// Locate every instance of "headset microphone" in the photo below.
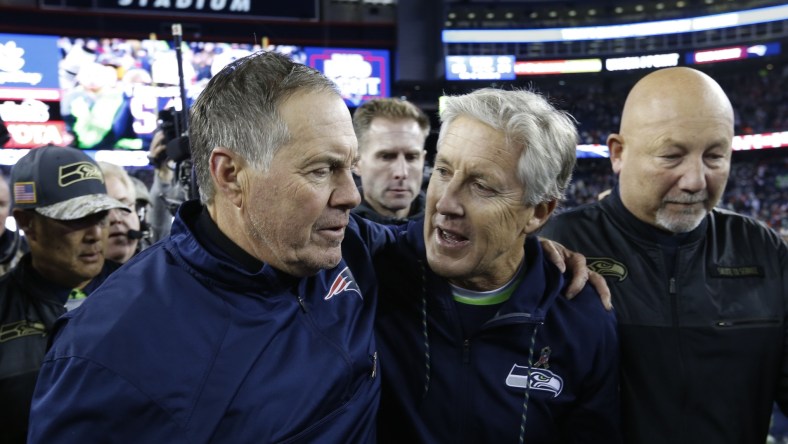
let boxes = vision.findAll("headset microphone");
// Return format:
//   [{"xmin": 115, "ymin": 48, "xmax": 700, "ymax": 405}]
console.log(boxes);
[{"xmin": 126, "ymin": 230, "xmax": 145, "ymax": 240}]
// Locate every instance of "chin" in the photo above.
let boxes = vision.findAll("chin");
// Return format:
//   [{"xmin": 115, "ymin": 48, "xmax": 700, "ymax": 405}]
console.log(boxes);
[
  {"xmin": 106, "ymin": 251, "xmax": 127, "ymax": 263},
  {"xmin": 655, "ymin": 212, "xmax": 706, "ymax": 233}
]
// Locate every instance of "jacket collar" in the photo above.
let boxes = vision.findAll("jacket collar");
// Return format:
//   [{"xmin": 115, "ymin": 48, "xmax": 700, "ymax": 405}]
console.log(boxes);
[
  {"xmin": 352, "ymin": 188, "xmax": 426, "ymax": 225},
  {"xmin": 405, "ymin": 218, "xmax": 563, "ymax": 323},
  {"xmin": 168, "ymin": 200, "xmax": 300, "ymax": 293}
]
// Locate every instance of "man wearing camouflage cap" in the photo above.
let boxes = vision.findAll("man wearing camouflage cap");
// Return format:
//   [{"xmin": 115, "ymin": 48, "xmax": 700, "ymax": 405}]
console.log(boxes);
[{"xmin": 0, "ymin": 145, "xmax": 129, "ymax": 444}]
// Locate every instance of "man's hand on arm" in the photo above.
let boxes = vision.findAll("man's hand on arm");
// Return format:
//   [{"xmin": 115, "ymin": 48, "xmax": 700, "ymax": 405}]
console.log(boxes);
[{"xmin": 538, "ymin": 237, "xmax": 612, "ymax": 311}]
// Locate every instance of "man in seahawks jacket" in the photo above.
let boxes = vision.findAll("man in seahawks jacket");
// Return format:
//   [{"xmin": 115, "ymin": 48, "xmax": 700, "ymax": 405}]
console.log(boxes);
[
  {"xmin": 540, "ymin": 67, "xmax": 788, "ymax": 444},
  {"xmin": 0, "ymin": 146, "xmax": 129, "ymax": 444},
  {"xmin": 374, "ymin": 88, "xmax": 621, "ymax": 443}
]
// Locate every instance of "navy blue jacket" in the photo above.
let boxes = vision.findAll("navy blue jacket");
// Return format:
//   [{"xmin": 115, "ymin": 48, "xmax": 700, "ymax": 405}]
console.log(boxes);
[
  {"xmin": 28, "ymin": 202, "xmax": 380, "ymax": 443},
  {"xmin": 374, "ymin": 219, "xmax": 621, "ymax": 443}
]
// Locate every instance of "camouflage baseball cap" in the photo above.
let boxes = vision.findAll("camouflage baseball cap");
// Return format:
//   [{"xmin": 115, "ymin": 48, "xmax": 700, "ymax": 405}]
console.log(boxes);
[{"xmin": 11, "ymin": 145, "xmax": 130, "ymax": 220}]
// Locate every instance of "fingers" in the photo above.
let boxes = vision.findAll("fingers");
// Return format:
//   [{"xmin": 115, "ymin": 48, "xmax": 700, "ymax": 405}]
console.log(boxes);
[
  {"xmin": 563, "ymin": 257, "xmax": 588, "ymax": 299},
  {"xmin": 539, "ymin": 237, "xmax": 566, "ymax": 273},
  {"xmin": 588, "ymin": 271, "xmax": 613, "ymax": 311}
]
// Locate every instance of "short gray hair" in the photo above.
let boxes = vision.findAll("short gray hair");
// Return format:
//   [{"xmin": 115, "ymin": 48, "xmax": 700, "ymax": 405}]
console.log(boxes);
[
  {"xmin": 438, "ymin": 88, "xmax": 577, "ymax": 206},
  {"xmin": 189, "ymin": 51, "xmax": 340, "ymax": 204}
]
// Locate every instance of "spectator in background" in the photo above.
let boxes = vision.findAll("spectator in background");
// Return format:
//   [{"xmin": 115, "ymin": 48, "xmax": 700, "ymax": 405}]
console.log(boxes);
[
  {"xmin": 98, "ymin": 162, "xmax": 140, "ymax": 263},
  {"xmin": 0, "ymin": 174, "xmax": 27, "ymax": 275},
  {"xmin": 129, "ymin": 175, "xmax": 154, "ymax": 250},
  {"xmin": 146, "ymin": 129, "xmax": 187, "ymax": 242},
  {"xmin": 0, "ymin": 146, "xmax": 129, "ymax": 444},
  {"xmin": 540, "ymin": 67, "xmax": 788, "ymax": 444},
  {"xmin": 352, "ymin": 98, "xmax": 430, "ymax": 224}
]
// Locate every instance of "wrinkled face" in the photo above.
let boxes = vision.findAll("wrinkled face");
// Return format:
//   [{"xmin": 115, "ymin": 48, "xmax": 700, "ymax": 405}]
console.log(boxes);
[
  {"xmin": 356, "ymin": 117, "xmax": 426, "ymax": 219},
  {"xmin": 244, "ymin": 91, "xmax": 361, "ymax": 277},
  {"xmin": 26, "ymin": 211, "xmax": 110, "ymax": 288},
  {"xmin": 613, "ymin": 115, "xmax": 732, "ymax": 233},
  {"xmin": 104, "ymin": 176, "xmax": 139, "ymax": 263},
  {"xmin": 425, "ymin": 116, "xmax": 537, "ymax": 291},
  {"xmin": 0, "ymin": 180, "xmax": 9, "ymax": 232}
]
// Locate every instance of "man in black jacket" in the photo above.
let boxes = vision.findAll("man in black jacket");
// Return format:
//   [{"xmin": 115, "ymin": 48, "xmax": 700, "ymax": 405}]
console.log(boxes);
[
  {"xmin": 0, "ymin": 146, "xmax": 129, "ymax": 443},
  {"xmin": 352, "ymin": 98, "xmax": 430, "ymax": 224},
  {"xmin": 540, "ymin": 67, "xmax": 788, "ymax": 444}
]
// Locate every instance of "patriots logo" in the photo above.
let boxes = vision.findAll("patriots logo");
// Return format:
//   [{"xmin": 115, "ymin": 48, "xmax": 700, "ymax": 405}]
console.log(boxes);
[
  {"xmin": 505, "ymin": 364, "xmax": 564, "ymax": 398},
  {"xmin": 324, "ymin": 266, "xmax": 362, "ymax": 300}
]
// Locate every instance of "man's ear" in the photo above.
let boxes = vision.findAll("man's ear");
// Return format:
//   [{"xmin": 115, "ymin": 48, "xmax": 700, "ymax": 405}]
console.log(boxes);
[
  {"xmin": 13, "ymin": 209, "xmax": 35, "ymax": 240},
  {"xmin": 608, "ymin": 133, "xmax": 625, "ymax": 174},
  {"xmin": 525, "ymin": 200, "xmax": 558, "ymax": 234},
  {"xmin": 209, "ymin": 147, "xmax": 245, "ymax": 208}
]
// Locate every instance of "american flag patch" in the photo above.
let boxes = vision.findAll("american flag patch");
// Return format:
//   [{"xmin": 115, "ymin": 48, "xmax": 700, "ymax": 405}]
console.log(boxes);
[{"xmin": 13, "ymin": 182, "xmax": 36, "ymax": 204}]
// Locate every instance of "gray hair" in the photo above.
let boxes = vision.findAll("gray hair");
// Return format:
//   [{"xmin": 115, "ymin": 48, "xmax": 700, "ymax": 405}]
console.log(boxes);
[
  {"xmin": 438, "ymin": 88, "xmax": 577, "ymax": 206},
  {"xmin": 98, "ymin": 161, "xmax": 136, "ymax": 201},
  {"xmin": 189, "ymin": 51, "xmax": 340, "ymax": 204}
]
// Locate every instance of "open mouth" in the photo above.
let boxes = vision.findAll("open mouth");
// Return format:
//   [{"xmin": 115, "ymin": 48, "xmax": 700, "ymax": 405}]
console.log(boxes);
[{"xmin": 437, "ymin": 227, "xmax": 469, "ymax": 245}]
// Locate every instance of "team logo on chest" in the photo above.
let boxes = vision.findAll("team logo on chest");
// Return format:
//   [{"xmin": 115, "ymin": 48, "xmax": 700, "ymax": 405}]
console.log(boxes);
[
  {"xmin": 505, "ymin": 347, "xmax": 564, "ymax": 398},
  {"xmin": 587, "ymin": 257, "xmax": 628, "ymax": 282},
  {"xmin": 325, "ymin": 266, "xmax": 362, "ymax": 300}
]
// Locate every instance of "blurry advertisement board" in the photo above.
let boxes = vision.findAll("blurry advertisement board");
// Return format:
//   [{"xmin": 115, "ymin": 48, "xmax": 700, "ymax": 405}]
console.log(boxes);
[
  {"xmin": 445, "ymin": 55, "xmax": 515, "ymax": 81},
  {"xmin": 304, "ymin": 47, "xmax": 390, "ymax": 107}
]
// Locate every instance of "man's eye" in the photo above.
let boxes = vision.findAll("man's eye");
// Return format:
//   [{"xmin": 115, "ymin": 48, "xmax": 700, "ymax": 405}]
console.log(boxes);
[
  {"xmin": 311, "ymin": 167, "xmax": 331, "ymax": 178},
  {"xmin": 380, "ymin": 153, "xmax": 397, "ymax": 161},
  {"xmin": 406, "ymin": 154, "xmax": 420, "ymax": 162},
  {"xmin": 472, "ymin": 182, "xmax": 494, "ymax": 194}
]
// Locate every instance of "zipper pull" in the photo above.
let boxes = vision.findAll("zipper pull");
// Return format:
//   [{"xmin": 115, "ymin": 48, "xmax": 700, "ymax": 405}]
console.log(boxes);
[
  {"xmin": 669, "ymin": 277, "xmax": 676, "ymax": 294},
  {"xmin": 296, "ymin": 295, "xmax": 308, "ymax": 313},
  {"xmin": 370, "ymin": 351, "xmax": 378, "ymax": 379},
  {"xmin": 463, "ymin": 339, "xmax": 470, "ymax": 364}
]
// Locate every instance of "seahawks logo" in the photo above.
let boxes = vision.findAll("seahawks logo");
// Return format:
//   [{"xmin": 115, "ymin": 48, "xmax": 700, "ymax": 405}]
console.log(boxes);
[
  {"xmin": 506, "ymin": 364, "xmax": 563, "ymax": 398},
  {"xmin": 587, "ymin": 257, "xmax": 627, "ymax": 282},
  {"xmin": 0, "ymin": 320, "xmax": 46, "ymax": 343},
  {"xmin": 59, "ymin": 161, "xmax": 104, "ymax": 187}
]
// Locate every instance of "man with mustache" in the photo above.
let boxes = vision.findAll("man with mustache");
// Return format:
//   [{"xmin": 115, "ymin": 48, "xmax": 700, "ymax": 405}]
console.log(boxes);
[
  {"xmin": 0, "ymin": 146, "xmax": 129, "ymax": 443},
  {"xmin": 540, "ymin": 67, "xmax": 788, "ymax": 443}
]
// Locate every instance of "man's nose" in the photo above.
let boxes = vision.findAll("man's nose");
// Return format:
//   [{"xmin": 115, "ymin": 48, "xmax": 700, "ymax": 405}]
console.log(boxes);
[
  {"xmin": 391, "ymin": 156, "xmax": 409, "ymax": 179},
  {"xmin": 678, "ymin": 157, "xmax": 707, "ymax": 193}
]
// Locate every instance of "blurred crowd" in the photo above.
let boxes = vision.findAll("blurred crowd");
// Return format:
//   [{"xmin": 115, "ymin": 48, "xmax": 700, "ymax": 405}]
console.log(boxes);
[{"xmin": 547, "ymin": 64, "xmax": 788, "ymax": 145}]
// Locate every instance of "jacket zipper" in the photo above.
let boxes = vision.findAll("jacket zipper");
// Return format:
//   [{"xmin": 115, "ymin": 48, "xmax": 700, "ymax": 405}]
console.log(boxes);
[
  {"xmin": 669, "ymin": 277, "xmax": 678, "ymax": 327},
  {"xmin": 716, "ymin": 318, "xmax": 781, "ymax": 327}
]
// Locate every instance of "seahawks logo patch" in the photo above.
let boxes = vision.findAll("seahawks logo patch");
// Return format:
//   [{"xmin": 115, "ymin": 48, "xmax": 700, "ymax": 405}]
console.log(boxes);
[{"xmin": 587, "ymin": 257, "xmax": 627, "ymax": 282}]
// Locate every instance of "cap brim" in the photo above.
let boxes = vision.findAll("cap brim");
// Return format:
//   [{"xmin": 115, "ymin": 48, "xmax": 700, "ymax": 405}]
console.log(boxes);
[{"xmin": 35, "ymin": 194, "xmax": 131, "ymax": 221}]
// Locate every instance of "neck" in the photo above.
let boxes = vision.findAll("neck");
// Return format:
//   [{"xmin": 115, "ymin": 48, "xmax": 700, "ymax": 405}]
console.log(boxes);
[{"xmin": 365, "ymin": 195, "xmax": 409, "ymax": 219}]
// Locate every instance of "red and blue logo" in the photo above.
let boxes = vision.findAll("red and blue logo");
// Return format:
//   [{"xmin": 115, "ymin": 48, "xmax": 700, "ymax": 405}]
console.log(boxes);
[{"xmin": 325, "ymin": 266, "xmax": 362, "ymax": 300}]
